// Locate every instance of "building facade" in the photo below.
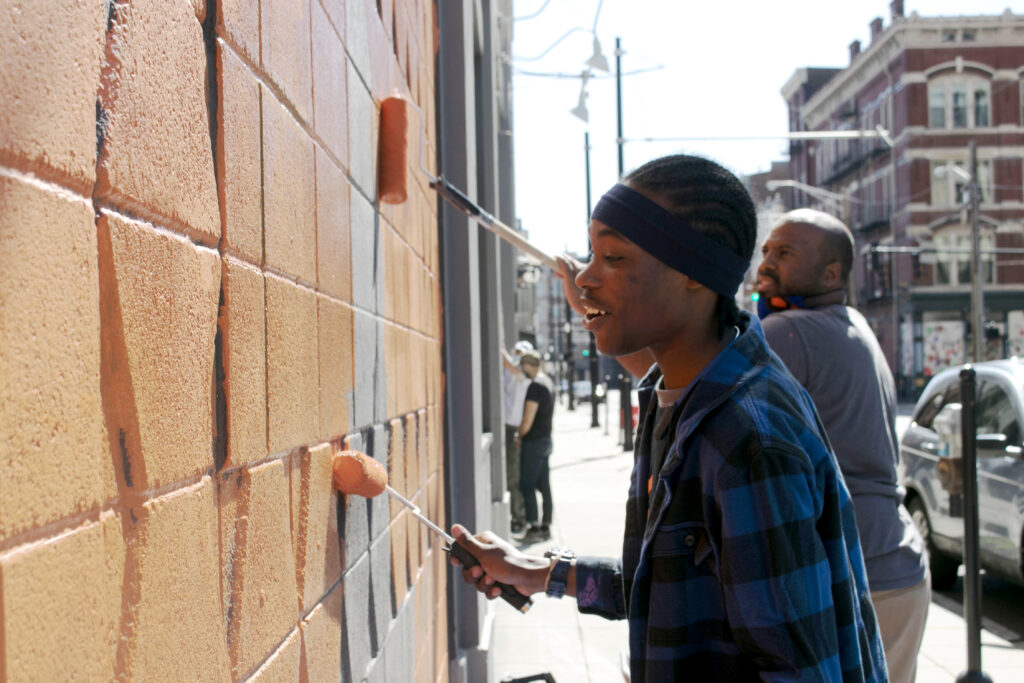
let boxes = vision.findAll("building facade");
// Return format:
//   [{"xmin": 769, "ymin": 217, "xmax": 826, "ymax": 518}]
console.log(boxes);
[{"xmin": 781, "ymin": 1, "xmax": 1024, "ymax": 397}]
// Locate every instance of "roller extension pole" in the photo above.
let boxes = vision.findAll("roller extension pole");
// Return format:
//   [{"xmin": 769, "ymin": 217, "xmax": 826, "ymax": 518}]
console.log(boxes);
[{"xmin": 332, "ymin": 451, "xmax": 533, "ymax": 613}]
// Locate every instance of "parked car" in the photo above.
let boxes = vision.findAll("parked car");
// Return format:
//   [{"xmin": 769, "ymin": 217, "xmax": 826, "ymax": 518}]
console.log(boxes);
[{"xmin": 900, "ymin": 358, "xmax": 1024, "ymax": 589}]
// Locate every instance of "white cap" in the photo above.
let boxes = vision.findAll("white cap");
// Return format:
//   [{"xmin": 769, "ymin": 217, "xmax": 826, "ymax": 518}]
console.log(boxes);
[{"xmin": 513, "ymin": 340, "xmax": 534, "ymax": 354}]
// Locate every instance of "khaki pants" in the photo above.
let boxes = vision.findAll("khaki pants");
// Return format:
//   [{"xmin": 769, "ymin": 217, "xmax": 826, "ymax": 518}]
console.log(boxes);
[{"xmin": 872, "ymin": 575, "xmax": 930, "ymax": 683}]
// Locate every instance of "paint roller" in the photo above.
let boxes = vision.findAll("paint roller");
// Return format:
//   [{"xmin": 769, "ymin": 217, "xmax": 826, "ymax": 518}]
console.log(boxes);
[
  {"xmin": 332, "ymin": 450, "xmax": 533, "ymax": 613},
  {"xmin": 377, "ymin": 94, "xmax": 558, "ymax": 270}
]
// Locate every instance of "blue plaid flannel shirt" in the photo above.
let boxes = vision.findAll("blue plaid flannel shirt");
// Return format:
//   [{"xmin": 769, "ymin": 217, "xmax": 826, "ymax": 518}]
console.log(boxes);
[{"xmin": 574, "ymin": 313, "xmax": 887, "ymax": 681}]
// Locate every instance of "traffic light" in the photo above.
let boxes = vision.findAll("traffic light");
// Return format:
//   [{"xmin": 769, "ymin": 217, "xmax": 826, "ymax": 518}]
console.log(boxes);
[
  {"xmin": 582, "ymin": 348, "xmax": 590, "ymax": 357},
  {"xmin": 750, "ymin": 292, "xmax": 760, "ymax": 303}
]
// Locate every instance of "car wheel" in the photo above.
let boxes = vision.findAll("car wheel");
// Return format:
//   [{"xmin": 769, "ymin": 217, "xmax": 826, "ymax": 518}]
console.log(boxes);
[{"xmin": 907, "ymin": 496, "xmax": 959, "ymax": 590}]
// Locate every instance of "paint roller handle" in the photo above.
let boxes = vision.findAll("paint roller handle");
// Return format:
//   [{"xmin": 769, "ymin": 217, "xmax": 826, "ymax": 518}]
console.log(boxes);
[
  {"xmin": 431, "ymin": 177, "xmax": 559, "ymax": 271},
  {"xmin": 447, "ymin": 542, "xmax": 533, "ymax": 613}
]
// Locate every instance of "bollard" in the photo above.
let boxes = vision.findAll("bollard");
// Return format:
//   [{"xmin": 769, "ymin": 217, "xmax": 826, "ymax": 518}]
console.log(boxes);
[{"xmin": 955, "ymin": 366, "xmax": 992, "ymax": 683}]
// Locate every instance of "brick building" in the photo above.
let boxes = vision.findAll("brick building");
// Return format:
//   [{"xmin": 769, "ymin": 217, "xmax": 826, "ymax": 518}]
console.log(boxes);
[
  {"xmin": 780, "ymin": 1, "xmax": 1024, "ymax": 397},
  {"xmin": 1, "ymin": 1, "xmax": 521, "ymax": 681}
]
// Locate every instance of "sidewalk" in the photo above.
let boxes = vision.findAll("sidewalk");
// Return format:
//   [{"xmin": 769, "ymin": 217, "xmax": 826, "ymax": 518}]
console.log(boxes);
[{"xmin": 490, "ymin": 392, "xmax": 1024, "ymax": 682}]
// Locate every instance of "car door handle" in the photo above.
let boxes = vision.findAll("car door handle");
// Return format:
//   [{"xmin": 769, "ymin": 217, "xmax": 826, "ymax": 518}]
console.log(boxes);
[{"xmin": 921, "ymin": 442, "xmax": 937, "ymax": 450}]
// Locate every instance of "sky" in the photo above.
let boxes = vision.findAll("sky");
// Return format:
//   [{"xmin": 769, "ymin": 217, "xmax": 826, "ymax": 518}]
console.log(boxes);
[{"xmin": 510, "ymin": 0, "xmax": 1020, "ymax": 257}]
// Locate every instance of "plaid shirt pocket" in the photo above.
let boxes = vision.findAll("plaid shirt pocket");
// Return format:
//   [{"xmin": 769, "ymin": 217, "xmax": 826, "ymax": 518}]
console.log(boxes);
[{"xmin": 646, "ymin": 523, "xmax": 729, "ymax": 648}]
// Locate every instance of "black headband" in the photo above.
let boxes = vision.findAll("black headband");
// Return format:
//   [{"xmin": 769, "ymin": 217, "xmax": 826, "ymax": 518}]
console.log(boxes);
[{"xmin": 590, "ymin": 183, "xmax": 749, "ymax": 298}]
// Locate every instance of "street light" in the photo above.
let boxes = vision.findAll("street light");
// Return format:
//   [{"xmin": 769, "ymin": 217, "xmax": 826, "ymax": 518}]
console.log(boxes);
[{"xmin": 570, "ymin": 70, "xmax": 592, "ymax": 122}]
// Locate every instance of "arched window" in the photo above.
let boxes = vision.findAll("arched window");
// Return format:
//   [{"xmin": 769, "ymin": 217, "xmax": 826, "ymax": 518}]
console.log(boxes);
[{"xmin": 928, "ymin": 74, "xmax": 991, "ymax": 129}]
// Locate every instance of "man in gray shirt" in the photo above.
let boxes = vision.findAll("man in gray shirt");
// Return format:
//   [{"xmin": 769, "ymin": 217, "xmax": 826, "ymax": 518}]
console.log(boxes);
[{"xmin": 757, "ymin": 208, "xmax": 929, "ymax": 683}]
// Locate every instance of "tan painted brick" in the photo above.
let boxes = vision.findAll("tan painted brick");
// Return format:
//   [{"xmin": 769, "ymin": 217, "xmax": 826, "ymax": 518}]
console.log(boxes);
[
  {"xmin": 404, "ymin": 413, "xmax": 419, "ymax": 497},
  {"xmin": 98, "ymin": 211, "xmax": 220, "ymax": 490},
  {"xmin": 0, "ymin": 175, "xmax": 111, "ymax": 539},
  {"xmin": 0, "ymin": 1, "xmax": 106, "ymax": 189},
  {"xmin": 96, "ymin": 0, "xmax": 220, "ymax": 242},
  {"xmin": 390, "ymin": 511, "xmax": 409, "ymax": 608},
  {"xmin": 312, "ymin": 1, "xmax": 350, "ymax": 166},
  {"xmin": 0, "ymin": 514, "xmax": 124, "ymax": 681},
  {"xmin": 414, "ymin": 567, "xmax": 432, "ymax": 682},
  {"xmin": 300, "ymin": 582, "xmax": 343, "ymax": 681},
  {"xmin": 417, "ymin": 408, "xmax": 428, "ymax": 489},
  {"xmin": 266, "ymin": 274, "xmax": 320, "ymax": 454},
  {"xmin": 247, "ymin": 626, "xmax": 302, "ymax": 682},
  {"xmin": 218, "ymin": 41, "xmax": 263, "ymax": 263},
  {"xmin": 290, "ymin": 443, "xmax": 341, "ymax": 612},
  {"xmin": 219, "ymin": 460, "xmax": 299, "ymax": 678},
  {"xmin": 261, "ymin": 0, "xmax": 313, "ymax": 123},
  {"xmin": 406, "ymin": 497, "xmax": 421, "ymax": 577},
  {"xmin": 263, "ymin": 88, "xmax": 317, "ymax": 283},
  {"xmin": 130, "ymin": 478, "xmax": 231, "ymax": 679},
  {"xmin": 222, "ymin": 257, "xmax": 266, "ymax": 467},
  {"xmin": 315, "ymin": 148, "xmax": 353, "ymax": 301},
  {"xmin": 218, "ymin": 0, "xmax": 260, "ymax": 65},
  {"xmin": 384, "ymin": 322, "xmax": 398, "ymax": 418},
  {"xmin": 318, "ymin": 294, "xmax": 354, "ymax": 439},
  {"xmin": 388, "ymin": 418, "xmax": 406, "ymax": 514}
]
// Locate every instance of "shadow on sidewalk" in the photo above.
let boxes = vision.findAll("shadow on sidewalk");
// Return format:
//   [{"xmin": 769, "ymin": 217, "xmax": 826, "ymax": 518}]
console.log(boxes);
[{"xmin": 932, "ymin": 575, "xmax": 1024, "ymax": 648}]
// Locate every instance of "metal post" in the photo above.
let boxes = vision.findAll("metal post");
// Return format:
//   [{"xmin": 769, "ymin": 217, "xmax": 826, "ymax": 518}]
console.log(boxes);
[
  {"xmin": 956, "ymin": 366, "xmax": 992, "ymax": 683},
  {"xmin": 615, "ymin": 38, "xmax": 624, "ymax": 180},
  {"xmin": 604, "ymin": 374, "xmax": 610, "ymax": 436},
  {"xmin": 615, "ymin": 37, "xmax": 633, "ymax": 452},
  {"xmin": 968, "ymin": 141, "xmax": 984, "ymax": 363},
  {"xmin": 585, "ymin": 131, "xmax": 600, "ymax": 428},
  {"xmin": 566, "ymin": 303, "xmax": 575, "ymax": 411}
]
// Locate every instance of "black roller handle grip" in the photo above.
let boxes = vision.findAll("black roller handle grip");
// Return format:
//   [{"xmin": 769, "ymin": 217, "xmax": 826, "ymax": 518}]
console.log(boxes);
[{"xmin": 446, "ymin": 542, "xmax": 533, "ymax": 613}]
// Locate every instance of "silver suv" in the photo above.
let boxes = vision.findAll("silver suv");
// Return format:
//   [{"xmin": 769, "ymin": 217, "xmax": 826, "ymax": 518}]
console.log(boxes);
[{"xmin": 900, "ymin": 358, "xmax": 1024, "ymax": 589}]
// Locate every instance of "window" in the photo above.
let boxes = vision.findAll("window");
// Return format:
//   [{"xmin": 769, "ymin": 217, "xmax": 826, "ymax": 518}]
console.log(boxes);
[
  {"xmin": 930, "ymin": 86, "xmax": 946, "ymax": 128},
  {"xmin": 932, "ymin": 229, "xmax": 995, "ymax": 286},
  {"xmin": 974, "ymin": 89, "xmax": 989, "ymax": 127},
  {"xmin": 928, "ymin": 76, "xmax": 991, "ymax": 129},
  {"xmin": 931, "ymin": 160, "xmax": 992, "ymax": 206},
  {"xmin": 975, "ymin": 381, "xmax": 1020, "ymax": 446},
  {"xmin": 915, "ymin": 379, "xmax": 960, "ymax": 429},
  {"xmin": 952, "ymin": 87, "xmax": 968, "ymax": 128}
]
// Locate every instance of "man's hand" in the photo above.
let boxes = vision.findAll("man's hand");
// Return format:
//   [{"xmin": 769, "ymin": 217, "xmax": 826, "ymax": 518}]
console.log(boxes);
[
  {"xmin": 555, "ymin": 253, "xmax": 586, "ymax": 316},
  {"xmin": 450, "ymin": 524, "xmax": 551, "ymax": 599}
]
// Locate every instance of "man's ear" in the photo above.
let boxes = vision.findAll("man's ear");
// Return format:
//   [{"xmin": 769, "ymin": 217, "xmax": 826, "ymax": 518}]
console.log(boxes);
[{"xmin": 822, "ymin": 260, "xmax": 842, "ymax": 289}]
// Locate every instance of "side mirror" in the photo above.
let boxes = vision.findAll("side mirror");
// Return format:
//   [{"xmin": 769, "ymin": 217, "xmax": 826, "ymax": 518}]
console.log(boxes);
[{"xmin": 976, "ymin": 433, "xmax": 1007, "ymax": 451}]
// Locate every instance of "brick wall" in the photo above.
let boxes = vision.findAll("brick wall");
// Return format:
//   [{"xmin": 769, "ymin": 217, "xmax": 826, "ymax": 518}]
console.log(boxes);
[{"xmin": 0, "ymin": 0, "xmax": 445, "ymax": 681}]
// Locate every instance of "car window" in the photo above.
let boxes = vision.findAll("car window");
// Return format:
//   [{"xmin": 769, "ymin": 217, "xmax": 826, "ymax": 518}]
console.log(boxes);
[
  {"xmin": 975, "ymin": 380, "xmax": 1021, "ymax": 446},
  {"xmin": 915, "ymin": 379, "xmax": 961, "ymax": 430}
]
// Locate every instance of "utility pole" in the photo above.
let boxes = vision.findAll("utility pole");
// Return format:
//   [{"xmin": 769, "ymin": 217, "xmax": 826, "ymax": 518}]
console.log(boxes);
[
  {"xmin": 615, "ymin": 36, "xmax": 634, "ymax": 451},
  {"xmin": 566, "ymin": 300, "xmax": 575, "ymax": 410},
  {"xmin": 585, "ymin": 132, "xmax": 600, "ymax": 427},
  {"xmin": 968, "ymin": 140, "xmax": 984, "ymax": 363}
]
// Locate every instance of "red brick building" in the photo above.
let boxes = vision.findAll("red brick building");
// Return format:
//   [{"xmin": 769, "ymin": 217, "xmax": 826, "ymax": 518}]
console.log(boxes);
[{"xmin": 781, "ymin": 1, "xmax": 1024, "ymax": 397}]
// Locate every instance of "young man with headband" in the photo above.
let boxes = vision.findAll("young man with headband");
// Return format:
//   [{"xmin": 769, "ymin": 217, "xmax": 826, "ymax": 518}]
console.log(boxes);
[{"xmin": 452, "ymin": 155, "xmax": 887, "ymax": 681}]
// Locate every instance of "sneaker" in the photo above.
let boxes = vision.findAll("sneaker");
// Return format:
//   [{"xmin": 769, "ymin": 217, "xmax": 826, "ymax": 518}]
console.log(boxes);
[
  {"xmin": 510, "ymin": 520, "xmax": 526, "ymax": 535},
  {"xmin": 521, "ymin": 524, "xmax": 550, "ymax": 543}
]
